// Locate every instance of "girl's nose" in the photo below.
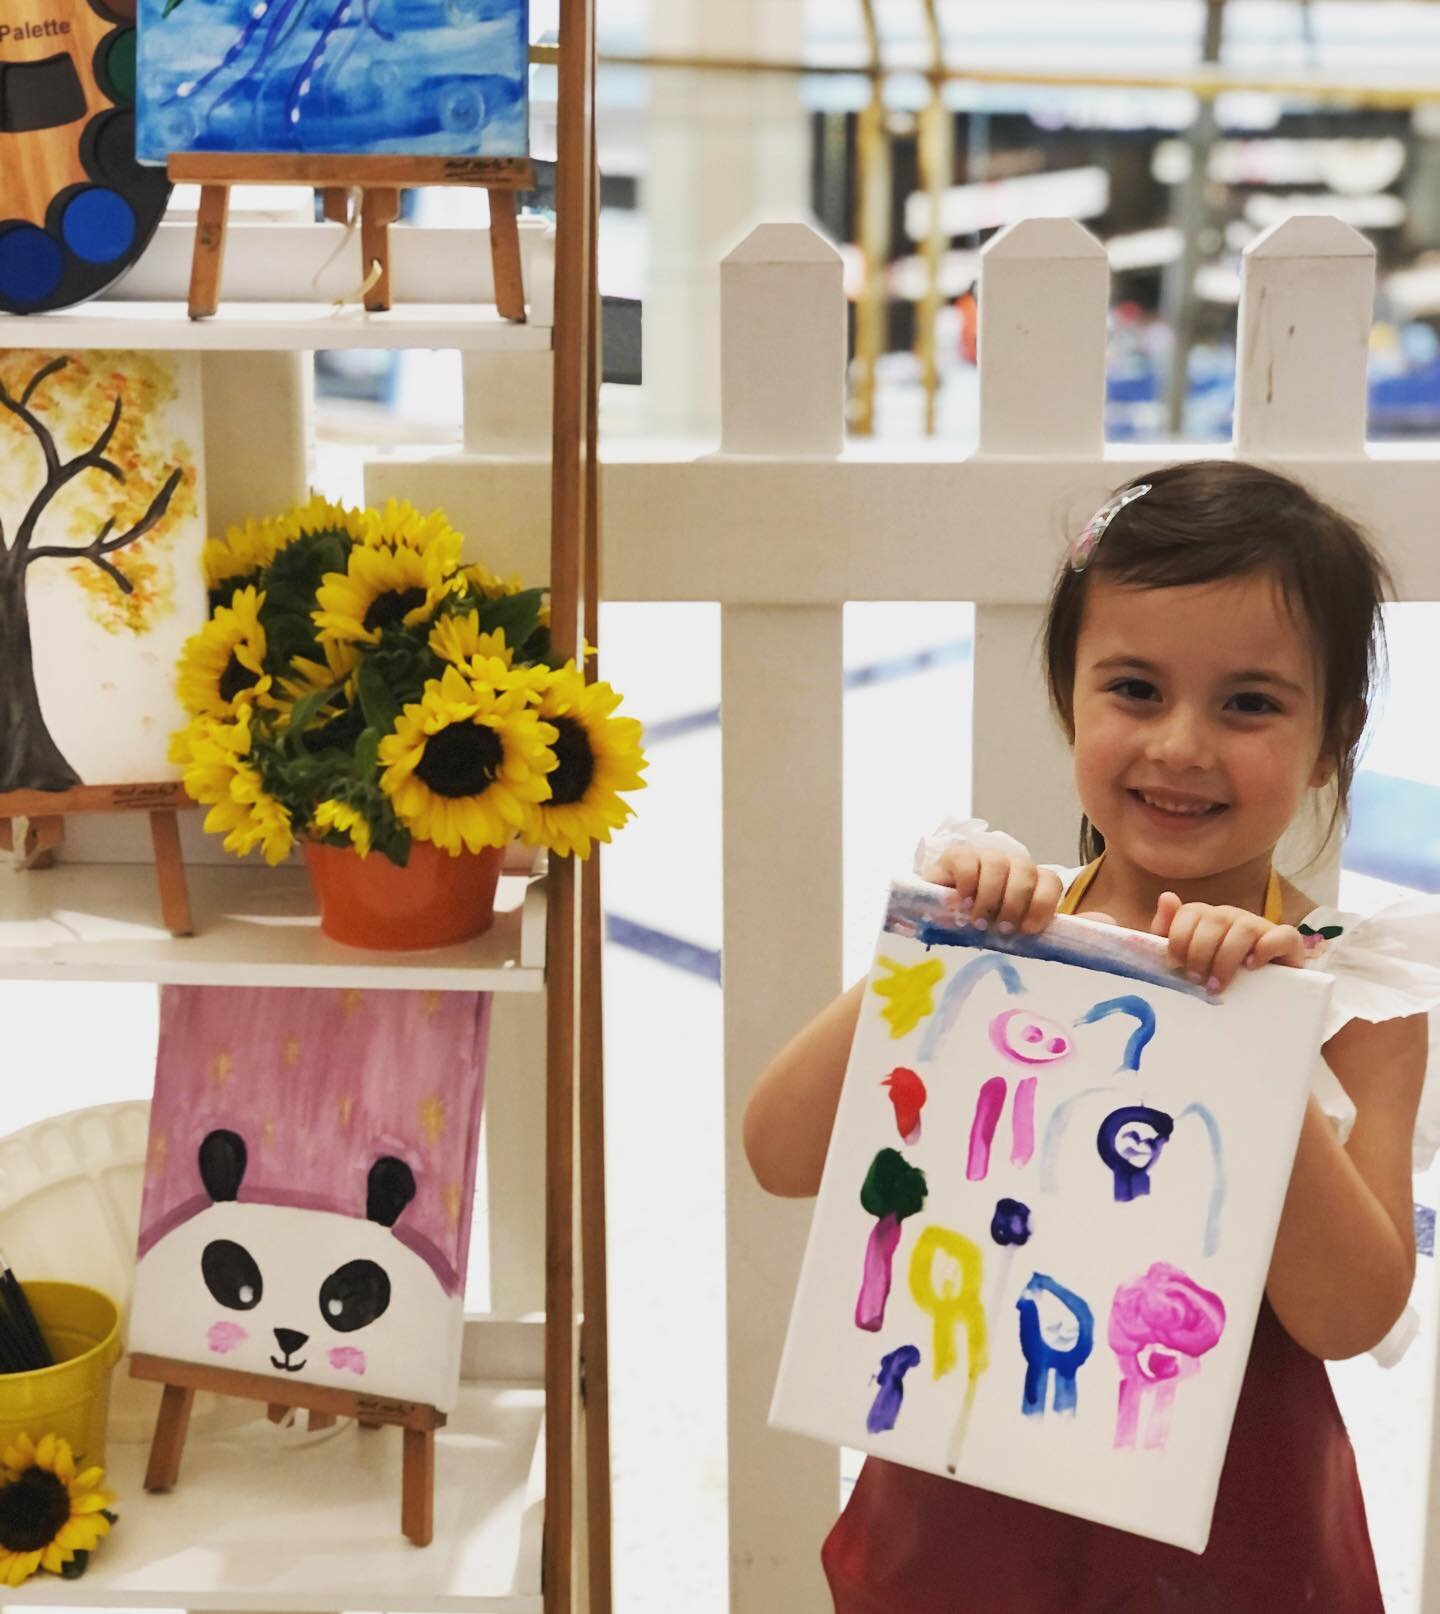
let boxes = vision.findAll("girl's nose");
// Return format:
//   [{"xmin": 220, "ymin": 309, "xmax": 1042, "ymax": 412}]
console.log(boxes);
[{"xmin": 1149, "ymin": 709, "xmax": 1212, "ymax": 768}]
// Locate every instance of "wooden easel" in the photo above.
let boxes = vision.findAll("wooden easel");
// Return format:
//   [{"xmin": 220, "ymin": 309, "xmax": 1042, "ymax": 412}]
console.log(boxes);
[
  {"xmin": 0, "ymin": 781, "xmax": 192, "ymax": 936},
  {"xmin": 130, "ymin": 1352, "xmax": 447, "ymax": 1547},
  {"xmin": 167, "ymin": 154, "xmax": 534, "ymax": 322}
]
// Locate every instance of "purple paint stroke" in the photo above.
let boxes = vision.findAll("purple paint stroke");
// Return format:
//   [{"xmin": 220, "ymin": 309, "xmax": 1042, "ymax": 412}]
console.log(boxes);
[
  {"xmin": 967, "ymin": 1076, "xmax": 1007, "ymax": 1181},
  {"xmin": 866, "ymin": 1343, "xmax": 922, "ymax": 1434},
  {"xmin": 855, "ymin": 1212, "xmax": 903, "ymax": 1331}
]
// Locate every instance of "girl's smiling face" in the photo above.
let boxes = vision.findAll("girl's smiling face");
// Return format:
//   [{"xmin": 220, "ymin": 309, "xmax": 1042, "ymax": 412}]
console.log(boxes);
[{"xmin": 1071, "ymin": 572, "xmax": 1330, "ymax": 884}]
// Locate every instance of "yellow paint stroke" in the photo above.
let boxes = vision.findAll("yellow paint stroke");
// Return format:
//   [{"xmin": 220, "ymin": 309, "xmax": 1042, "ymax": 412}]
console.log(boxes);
[
  {"xmin": 146, "ymin": 1132, "xmax": 167, "ymax": 1178},
  {"xmin": 340, "ymin": 989, "xmax": 364, "ymax": 1020},
  {"xmin": 443, "ymin": 1183, "xmax": 463, "ymax": 1227},
  {"xmin": 282, "ymin": 1035, "xmax": 302, "ymax": 1068},
  {"xmin": 910, "ymin": 1225, "xmax": 988, "ymax": 1385},
  {"xmin": 420, "ymin": 1094, "xmax": 446, "ymax": 1146},
  {"xmin": 337, "ymin": 1093, "xmax": 355, "ymax": 1128},
  {"xmin": 873, "ymin": 956, "xmax": 946, "ymax": 1038},
  {"xmin": 210, "ymin": 1048, "xmax": 233, "ymax": 1087}
]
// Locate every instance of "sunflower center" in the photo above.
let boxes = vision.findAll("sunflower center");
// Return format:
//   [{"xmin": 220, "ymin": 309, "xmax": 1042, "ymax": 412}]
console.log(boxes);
[
  {"xmin": 363, "ymin": 588, "xmax": 428, "ymax": 632},
  {"xmin": 546, "ymin": 715, "xmax": 596, "ymax": 807},
  {"xmin": 218, "ymin": 653, "xmax": 260, "ymax": 705},
  {"xmin": 0, "ymin": 1468, "xmax": 70, "ymax": 1552},
  {"xmin": 415, "ymin": 721, "xmax": 503, "ymax": 798}
]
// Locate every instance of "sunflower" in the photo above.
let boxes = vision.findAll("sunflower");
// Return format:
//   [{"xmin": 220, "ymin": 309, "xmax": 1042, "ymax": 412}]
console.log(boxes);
[
  {"xmin": 203, "ymin": 514, "xmax": 279, "ymax": 598},
  {"xmin": 428, "ymin": 612, "xmax": 514, "ymax": 671},
  {"xmin": 313, "ymin": 799, "xmax": 372, "ymax": 858},
  {"xmin": 273, "ymin": 638, "xmax": 363, "ymax": 752},
  {"xmin": 176, "ymin": 586, "xmax": 272, "ymax": 719},
  {"xmin": 313, "ymin": 543, "xmax": 460, "ymax": 648},
  {"xmin": 173, "ymin": 710, "xmax": 294, "ymax": 866},
  {"xmin": 379, "ymin": 665, "xmax": 557, "ymax": 855},
  {"xmin": 464, "ymin": 562, "xmax": 550, "ymax": 628},
  {"xmin": 0, "ymin": 1433, "xmax": 115, "ymax": 1587},
  {"xmin": 524, "ymin": 663, "xmax": 648, "ymax": 859},
  {"xmin": 360, "ymin": 499, "xmax": 466, "ymax": 566}
]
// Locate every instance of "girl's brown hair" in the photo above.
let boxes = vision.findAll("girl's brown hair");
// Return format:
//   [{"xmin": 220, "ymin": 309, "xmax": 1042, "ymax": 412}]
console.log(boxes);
[{"xmin": 1043, "ymin": 459, "xmax": 1391, "ymax": 864}]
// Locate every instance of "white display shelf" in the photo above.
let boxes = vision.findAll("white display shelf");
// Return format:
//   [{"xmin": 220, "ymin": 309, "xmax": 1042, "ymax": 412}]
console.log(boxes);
[
  {"xmin": 0, "ymin": 863, "xmax": 546, "ymax": 990},
  {"xmin": 0, "ymin": 302, "xmax": 553, "ymax": 353},
  {"xmin": 2, "ymin": 1319, "xmax": 547, "ymax": 1613}
]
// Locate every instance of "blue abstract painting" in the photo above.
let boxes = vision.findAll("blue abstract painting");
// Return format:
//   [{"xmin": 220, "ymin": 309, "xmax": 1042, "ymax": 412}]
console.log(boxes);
[{"xmin": 135, "ymin": 0, "xmax": 529, "ymax": 161}]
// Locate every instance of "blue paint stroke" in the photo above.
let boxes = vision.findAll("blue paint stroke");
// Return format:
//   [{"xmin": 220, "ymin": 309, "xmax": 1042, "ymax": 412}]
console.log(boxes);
[
  {"xmin": 1096, "ymin": 1104, "xmax": 1174, "ymax": 1201},
  {"xmin": 886, "ymin": 882, "xmax": 1214, "ymax": 1005},
  {"xmin": 1075, "ymin": 995, "xmax": 1156, "ymax": 1072},
  {"xmin": 1177, "ymin": 1100, "xmax": 1227, "ymax": 1257},
  {"xmin": 1016, "ymin": 1273, "xmax": 1094, "ymax": 1417},
  {"xmin": 1039, "ymin": 1086, "xmax": 1114, "ymax": 1193},
  {"xmin": 990, "ymin": 1197, "xmax": 1032, "ymax": 1246},
  {"xmin": 866, "ymin": 1344, "xmax": 922, "ymax": 1434},
  {"xmin": 916, "ymin": 953, "xmax": 1024, "ymax": 1061}
]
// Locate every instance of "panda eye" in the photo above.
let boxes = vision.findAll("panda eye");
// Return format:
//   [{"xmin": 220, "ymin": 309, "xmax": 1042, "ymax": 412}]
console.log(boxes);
[
  {"xmin": 318, "ymin": 1260, "xmax": 391, "ymax": 1333},
  {"xmin": 202, "ymin": 1240, "xmax": 263, "ymax": 1312}
]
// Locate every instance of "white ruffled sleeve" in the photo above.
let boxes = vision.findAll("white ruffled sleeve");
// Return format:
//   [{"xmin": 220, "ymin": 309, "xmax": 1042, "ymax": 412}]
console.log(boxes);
[{"xmin": 913, "ymin": 816, "xmax": 1074, "ymax": 886}]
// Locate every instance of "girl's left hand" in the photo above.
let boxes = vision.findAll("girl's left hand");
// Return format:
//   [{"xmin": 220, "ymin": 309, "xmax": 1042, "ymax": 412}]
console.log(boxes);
[{"xmin": 1151, "ymin": 892, "xmax": 1309, "ymax": 993}]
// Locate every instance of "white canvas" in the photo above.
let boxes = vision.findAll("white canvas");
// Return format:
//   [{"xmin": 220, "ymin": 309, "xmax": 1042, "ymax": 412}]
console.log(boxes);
[
  {"xmin": 770, "ymin": 877, "xmax": 1333, "ymax": 1552},
  {"xmin": 0, "ymin": 349, "xmax": 206, "ymax": 793}
]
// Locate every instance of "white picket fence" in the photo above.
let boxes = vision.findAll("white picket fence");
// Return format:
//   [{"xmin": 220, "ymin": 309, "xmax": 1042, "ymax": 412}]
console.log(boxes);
[{"xmin": 374, "ymin": 210, "xmax": 1440, "ymax": 1611}]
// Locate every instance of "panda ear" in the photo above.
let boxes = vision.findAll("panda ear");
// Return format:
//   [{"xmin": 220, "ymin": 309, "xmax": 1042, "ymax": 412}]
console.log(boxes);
[
  {"xmin": 367, "ymin": 1157, "xmax": 417, "ymax": 1228},
  {"xmin": 198, "ymin": 1130, "xmax": 247, "ymax": 1203}
]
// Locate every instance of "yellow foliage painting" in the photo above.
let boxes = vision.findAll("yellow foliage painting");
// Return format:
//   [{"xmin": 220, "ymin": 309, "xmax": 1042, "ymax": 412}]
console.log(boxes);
[{"xmin": 0, "ymin": 350, "xmax": 206, "ymax": 791}]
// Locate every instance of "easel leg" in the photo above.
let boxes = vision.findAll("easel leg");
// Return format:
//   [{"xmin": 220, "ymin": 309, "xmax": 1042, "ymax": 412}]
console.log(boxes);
[
  {"xmin": 149, "ymin": 809, "xmax": 194, "ymax": 937},
  {"xmin": 189, "ymin": 185, "xmax": 231, "ymax": 319},
  {"xmin": 322, "ymin": 187, "xmax": 352, "ymax": 225},
  {"xmin": 144, "ymin": 1383, "xmax": 196, "ymax": 1492},
  {"xmin": 400, "ymin": 1426, "xmax": 435, "ymax": 1547},
  {"xmin": 0, "ymin": 816, "xmax": 63, "ymax": 869},
  {"xmin": 360, "ymin": 187, "xmax": 400, "ymax": 312},
  {"xmin": 489, "ymin": 190, "xmax": 526, "ymax": 322}
]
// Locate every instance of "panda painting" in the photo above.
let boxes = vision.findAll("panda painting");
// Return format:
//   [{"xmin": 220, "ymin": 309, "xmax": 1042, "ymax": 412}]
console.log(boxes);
[{"xmin": 130, "ymin": 985, "xmax": 492, "ymax": 1414}]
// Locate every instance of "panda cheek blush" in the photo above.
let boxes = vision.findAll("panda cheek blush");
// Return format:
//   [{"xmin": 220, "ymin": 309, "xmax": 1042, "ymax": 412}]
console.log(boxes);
[
  {"xmin": 329, "ymin": 1347, "xmax": 367, "ymax": 1375},
  {"xmin": 208, "ymin": 1320, "xmax": 247, "ymax": 1354}
]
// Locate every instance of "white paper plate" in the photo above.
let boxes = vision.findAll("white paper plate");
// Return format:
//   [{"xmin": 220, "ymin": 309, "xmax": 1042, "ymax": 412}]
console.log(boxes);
[{"xmin": 0, "ymin": 1100, "xmax": 258, "ymax": 1442}]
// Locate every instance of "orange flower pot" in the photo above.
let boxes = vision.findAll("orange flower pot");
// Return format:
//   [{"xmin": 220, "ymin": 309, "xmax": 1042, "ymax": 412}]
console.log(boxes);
[{"xmin": 303, "ymin": 839, "xmax": 506, "ymax": 951}]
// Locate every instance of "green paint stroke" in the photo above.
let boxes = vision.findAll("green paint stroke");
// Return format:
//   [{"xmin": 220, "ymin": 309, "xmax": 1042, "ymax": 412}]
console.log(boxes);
[{"xmin": 861, "ymin": 1147, "xmax": 928, "ymax": 1220}]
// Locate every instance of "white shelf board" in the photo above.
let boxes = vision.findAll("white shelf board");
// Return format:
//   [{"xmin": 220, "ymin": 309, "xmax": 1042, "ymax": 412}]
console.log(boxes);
[
  {"xmin": 2, "ymin": 1329, "xmax": 546, "ymax": 1612},
  {"xmin": 0, "ymin": 303, "xmax": 553, "ymax": 353},
  {"xmin": 0, "ymin": 863, "xmax": 546, "ymax": 991}
]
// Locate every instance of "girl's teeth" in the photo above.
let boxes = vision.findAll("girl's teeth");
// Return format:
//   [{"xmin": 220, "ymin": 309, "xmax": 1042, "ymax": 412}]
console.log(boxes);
[{"xmin": 1140, "ymin": 792, "xmax": 1214, "ymax": 816}]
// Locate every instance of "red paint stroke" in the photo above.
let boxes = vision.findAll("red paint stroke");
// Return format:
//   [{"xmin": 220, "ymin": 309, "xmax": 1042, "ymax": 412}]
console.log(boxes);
[{"xmin": 881, "ymin": 1066, "xmax": 927, "ymax": 1145}]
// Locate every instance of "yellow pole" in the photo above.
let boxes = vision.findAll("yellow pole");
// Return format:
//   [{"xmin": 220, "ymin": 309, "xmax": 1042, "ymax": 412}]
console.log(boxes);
[
  {"xmin": 853, "ymin": 0, "xmax": 889, "ymax": 437},
  {"xmin": 916, "ymin": 0, "xmax": 948, "ymax": 436}
]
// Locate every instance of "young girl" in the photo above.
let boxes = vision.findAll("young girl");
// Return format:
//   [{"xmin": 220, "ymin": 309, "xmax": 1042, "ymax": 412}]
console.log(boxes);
[{"xmin": 744, "ymin": 459, "xmax": 1440, "ymax": 1612}]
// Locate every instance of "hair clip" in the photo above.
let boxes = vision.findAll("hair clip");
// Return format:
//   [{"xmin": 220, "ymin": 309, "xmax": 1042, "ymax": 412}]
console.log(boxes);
[{"xmin": 1069, "ymin": 483, "xmax": 1152, "ymax": 572}]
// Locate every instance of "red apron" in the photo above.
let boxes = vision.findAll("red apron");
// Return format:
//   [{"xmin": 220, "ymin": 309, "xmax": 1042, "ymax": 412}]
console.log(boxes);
[{"xmin": 822, "ymin": 1300, "xmax": 1382, "ymax": 1613}]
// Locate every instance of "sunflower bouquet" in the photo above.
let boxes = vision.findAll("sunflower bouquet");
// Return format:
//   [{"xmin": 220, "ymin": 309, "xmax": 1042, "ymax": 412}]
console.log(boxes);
[{"xmin": 171, "ymin": 496, "xmax": 646, "ymax": 870}]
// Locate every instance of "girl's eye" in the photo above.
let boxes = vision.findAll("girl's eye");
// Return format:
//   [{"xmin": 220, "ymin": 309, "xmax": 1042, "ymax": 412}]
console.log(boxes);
[
  {"xmin": 1226, "ymin": 691, "xmax": 1281, "ymax": 715},
  {"xmin": 1107, "ymin": 678, "xmax": 1158, "ymax": 702}
]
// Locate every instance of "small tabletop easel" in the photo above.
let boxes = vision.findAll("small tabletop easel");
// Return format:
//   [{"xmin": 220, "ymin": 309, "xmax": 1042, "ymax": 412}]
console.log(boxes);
[
  {"xmin": 167, "ymin": 154, "xmax": 535, "ymax": 322},
  {"xmin": 0, "ymin": 782, "xmax": 192, "ymax": 936},
  {"xmin": 130, "ymin": 1352, "xmax": 448, "ymax": 1547}
]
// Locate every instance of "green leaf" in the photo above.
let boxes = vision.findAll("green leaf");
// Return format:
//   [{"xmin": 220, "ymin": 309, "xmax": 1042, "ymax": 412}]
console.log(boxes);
[
  {"xmin": 162, "ymin": 0, "xmax": 186, "ymax": 14},
  {"xmin": 283, "ymin": 682, "xmax": 345, "ymax": 750},
  {"xmin": 476, "ymin": 588, "xmax": 544, "ymax": 651},
  {"xmin": 357, "ymin": 657, "xmax": 402, "ymax": 735},
  {"xmin": 355, "ymin": 727, "xmax": 381, "ymax": 776}
]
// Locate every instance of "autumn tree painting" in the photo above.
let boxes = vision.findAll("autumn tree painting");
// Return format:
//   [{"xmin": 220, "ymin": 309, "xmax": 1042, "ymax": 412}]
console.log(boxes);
[{"xmin": 0, "ymin": 350, "xmax": 199, "ymax": 792}]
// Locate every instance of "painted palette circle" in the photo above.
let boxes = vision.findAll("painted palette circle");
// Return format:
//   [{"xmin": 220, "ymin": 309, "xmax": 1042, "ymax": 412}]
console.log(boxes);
[
  {"xmin": 61, "ymin": 187, "xmax": 137, "ymax": 264},
  {"xmin": 0, "ymin": 227, "xmax": 64, "ymax": 305}
]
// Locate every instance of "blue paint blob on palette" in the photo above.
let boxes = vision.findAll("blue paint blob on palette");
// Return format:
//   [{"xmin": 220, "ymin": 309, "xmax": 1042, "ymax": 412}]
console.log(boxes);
[{"xmin": 0, "ymin": 0, "xmax": 171, "ymax": 314}]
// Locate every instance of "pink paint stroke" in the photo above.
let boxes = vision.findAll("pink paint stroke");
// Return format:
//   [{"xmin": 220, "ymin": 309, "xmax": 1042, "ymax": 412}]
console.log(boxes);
[
  {"xmin": 855, "ymin": 1212, "xmax": 903, "ymax": 1332},
  {"xmin": 1010, "ymin": 1075, "xmax": 1037, "ymax": 1168},
  {"xmin": 329, "ymin": 1346, "xmax": 367, "ymax": 1374},
  {"xmin": 967, "ymin": 1076, "xmax": 1007, "ymax": 1181},
  {"xmin": 207, "ymin": 1321, "xmax": 247, "ymax": 1354},
  {"xmin": 1109, "ymin": 1262, "xmax": 1226, "ymax": 1452}
]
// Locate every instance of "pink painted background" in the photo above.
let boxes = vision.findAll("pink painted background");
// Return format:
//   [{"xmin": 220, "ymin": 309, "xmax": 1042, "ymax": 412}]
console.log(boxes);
[{"xmin": 139, "ymin": 985, "xmax": 492, "ymax": 1295}]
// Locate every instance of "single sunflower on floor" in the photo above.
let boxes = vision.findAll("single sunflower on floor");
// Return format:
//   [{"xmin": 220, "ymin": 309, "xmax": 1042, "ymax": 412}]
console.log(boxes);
[
  {"xmin": 379, "ymin": 664, "xmax": 557, "ymax": 855},
  {"xmin": 0, "ymin": 1433, "xmax": 115, "ymax": 1587}
]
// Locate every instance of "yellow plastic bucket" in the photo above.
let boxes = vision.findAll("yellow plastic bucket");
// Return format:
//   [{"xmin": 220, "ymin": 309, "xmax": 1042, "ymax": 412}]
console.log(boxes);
[{"xmin": 0, "ymin": 1283, "xmax": 121, "ymax": 1470}]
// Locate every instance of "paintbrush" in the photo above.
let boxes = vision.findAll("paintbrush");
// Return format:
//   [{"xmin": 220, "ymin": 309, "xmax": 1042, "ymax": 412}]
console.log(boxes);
[
  {"xmin": 0, "ymin": 1301, "xmax": 32, "ymax": 1374},
  {"xmin": 0, "ymin": 1247, "xmax": 51, "ymax": 1370}
]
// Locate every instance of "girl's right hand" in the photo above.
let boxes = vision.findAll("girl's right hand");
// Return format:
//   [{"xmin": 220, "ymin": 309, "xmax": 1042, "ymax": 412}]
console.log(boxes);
[{"xmin": 920, "ymin": 843, "xmax": 1063, "ymax": 935}]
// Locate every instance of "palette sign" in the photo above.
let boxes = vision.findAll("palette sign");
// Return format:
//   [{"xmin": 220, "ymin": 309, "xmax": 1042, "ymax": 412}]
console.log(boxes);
[
  {"xmin": 136, "ymin": 0, "xmax": 530, "ymax": 161},
  {"xmin": 0, "ymin": 0, "xmax": 171, "ymax": 314},
  {"xmin": 770, "ymin": 879, "xmax": 1331, "ymax": 1552}
]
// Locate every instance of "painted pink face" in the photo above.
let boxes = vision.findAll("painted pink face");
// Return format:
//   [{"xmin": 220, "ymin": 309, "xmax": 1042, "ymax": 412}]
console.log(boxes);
[{"xmin": 990, "ymin": 1009, "xmax": 1073, "ymax": 1066}]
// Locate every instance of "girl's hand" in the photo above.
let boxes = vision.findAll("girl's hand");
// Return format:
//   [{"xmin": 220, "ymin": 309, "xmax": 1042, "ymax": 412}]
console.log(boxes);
[
  {"xmin": 922, "ymin": 843, "xmax": 1062, "ymax": 935},
  {"xmin": 1151, "ymin": 891, "xmax": 1308, "ymax": 993}
]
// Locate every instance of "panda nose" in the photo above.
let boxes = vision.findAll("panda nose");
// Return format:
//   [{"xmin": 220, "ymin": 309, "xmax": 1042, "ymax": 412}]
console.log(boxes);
[{"xmin": 274, "ymin": 1328, "xmax": 309, "ymax": 1357}]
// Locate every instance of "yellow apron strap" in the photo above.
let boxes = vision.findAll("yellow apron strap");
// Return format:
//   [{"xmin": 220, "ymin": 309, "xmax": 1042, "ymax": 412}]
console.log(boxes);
[{"xmin": 1060, "ymin": 850, "xmax": 1284, "ymax": 923}]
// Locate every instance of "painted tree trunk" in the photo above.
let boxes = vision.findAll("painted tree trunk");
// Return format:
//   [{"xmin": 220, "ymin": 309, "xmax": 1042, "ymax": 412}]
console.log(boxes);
[{"xmin": 0, "ymin": 567, "xmax": 80, "ymax": 791}]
